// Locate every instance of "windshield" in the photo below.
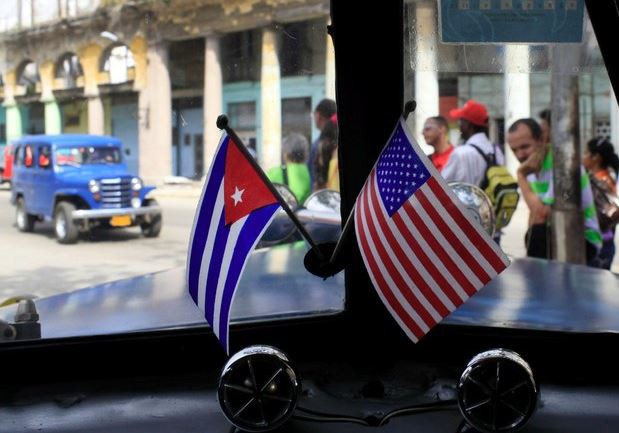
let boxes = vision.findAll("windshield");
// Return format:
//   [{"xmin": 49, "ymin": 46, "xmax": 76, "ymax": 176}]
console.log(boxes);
[
  {"xmin": 55, "ymin": 146, "xmax": 122, "ymax": 166},
  {"xmin": 0, "ymin": 0, "xmax": 618, "ymax": 344},
  {"xmin": 0, "ymin": 1, "xmax": 343, "ymax": 343}
]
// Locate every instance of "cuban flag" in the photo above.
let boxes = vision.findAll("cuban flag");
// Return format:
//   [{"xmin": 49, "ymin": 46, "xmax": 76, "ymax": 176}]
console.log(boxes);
[
  {"xmin": 354, "ymin": 118, "xmax": 510, "ymax": 343},
  {"xmin": 187, "ymin": 133, "xmax": 280, "ymax": 353}
]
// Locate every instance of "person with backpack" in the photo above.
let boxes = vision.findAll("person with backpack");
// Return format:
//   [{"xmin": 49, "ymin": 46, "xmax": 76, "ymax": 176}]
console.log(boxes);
[
  {"xmin": 442, "ymin": 100, "xmax": 517, "ymax": 236},
  {"xmin": 441, "ymin": 99, "xmax": 505, "ymax": 186},
  {"xmin": 507, "ymin": 118, "xmax": 602, "ymax": 264},
  {"xmin": 583, "ymin": 137, "xmax": 619, "ymax": 269}
]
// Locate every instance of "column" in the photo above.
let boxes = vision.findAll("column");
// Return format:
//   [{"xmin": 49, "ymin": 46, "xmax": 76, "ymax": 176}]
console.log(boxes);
[
  {"xmin": 87, "ymin": 97, "xmax": 105, "ymax": 135},
  {"xmin": 414, "ymin": 1, "xmax": 439, "ymax": 154},
  {"xmin": 503, "ymin": 45, "xmax": 530, "ymax": 175},
  {"xmin": 3, "ymin": 71, "xmax": 23, "ymax": 141},
  {"xmin": 138, "ymin": 40, "xmax": 172, "ymax": 183},
  {"xmin": 39, "ymin": 61, "xmax": 62, "ymax": 134},
  {"xmin": 79, "ymin": 43, "xmax": 105, "ymax": 135},
  {"xmin": 325, "ymin": 19, "xmax": 336, "ymax": 101},
  {"xmin": 204, "ymin": 34, "xmax": 223, "ymax": 169},
  {"xmin": 550, "ymin": 44, "xmax": 584, "ymax": 264},
  {"xmin": 260, "ymin": 26, "xmax": 282, "ymax": 171}
]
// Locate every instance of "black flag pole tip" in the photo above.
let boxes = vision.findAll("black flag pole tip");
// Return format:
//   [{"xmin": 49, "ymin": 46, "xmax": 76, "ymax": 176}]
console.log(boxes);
[
  {"xmin": 403, "ymin": 100, "xmax": 417, "ymax": 120},
  {"xmin": 216, "ymin": 115, "xmax": 229, "ymax": 130}
]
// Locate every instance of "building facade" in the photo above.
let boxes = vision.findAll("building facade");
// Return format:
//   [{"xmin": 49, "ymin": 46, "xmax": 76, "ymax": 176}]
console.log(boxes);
[
  {"xmin": 0, "ymin": 0, "xmax": 335, "ymax": 182},
  {"xmin": 1, "ymin": 0, "xmax": 617, "ymax": 181}
]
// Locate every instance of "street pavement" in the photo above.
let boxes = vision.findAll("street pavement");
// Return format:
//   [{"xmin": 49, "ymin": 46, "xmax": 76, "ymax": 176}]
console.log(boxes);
[
  {"xmin": 0, "ymin": 184, "xmax": 201, "ymax": 300},
  {"xmin": 1, "ymin": 183, "xmax": 617, "ymax": 302}
]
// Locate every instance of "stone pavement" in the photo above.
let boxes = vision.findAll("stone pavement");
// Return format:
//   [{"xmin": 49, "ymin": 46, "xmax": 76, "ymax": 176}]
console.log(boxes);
[{"xmin": 149, "ymin": 181, "xmax": 619, "ymax": 272}]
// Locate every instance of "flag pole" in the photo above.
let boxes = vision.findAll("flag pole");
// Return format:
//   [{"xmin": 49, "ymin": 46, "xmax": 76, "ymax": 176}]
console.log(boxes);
[
  {"xmin": 216, "ymin": 115, "xmax": 327, "ymax": 262},
  {"xmin": 323, "ymin": 100, "xmax": 417, "ymax": 272}
]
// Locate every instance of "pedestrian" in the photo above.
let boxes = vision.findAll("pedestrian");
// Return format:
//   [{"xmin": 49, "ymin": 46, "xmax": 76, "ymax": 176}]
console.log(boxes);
[
  {"xmin": 441, "ymin": 99, "xmax": 504, "ymax": 185},
  {"xmin": 310, "ymin": 99, "xmax": 337, "ymax": 188},
  {"xmin": 267, "ymin": 133, "xmax": 311, "ymax": 204},
  {"xmin": 584, "ymin": 137, "xmax": 619, "ymax": 269},
  {"xmin": 507, "ymin": 118, "xmax": 602, "ymax": 263},
  {"xmin": 325, "ymin": 114, "xmax": 340, "ymax": 191},
  {"xmin": 314, "ymin": 114, "xmax": 338, "ymax": 191},
  {"xmin": 422, "ymin": 115, "xmax": 454, "ymax": 173}
]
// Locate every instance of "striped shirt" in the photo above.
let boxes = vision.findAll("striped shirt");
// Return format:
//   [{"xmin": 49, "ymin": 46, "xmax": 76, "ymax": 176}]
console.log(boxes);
[{"xmin": 526, "ymin": 151, "xmax": 602, "ymax": 248}]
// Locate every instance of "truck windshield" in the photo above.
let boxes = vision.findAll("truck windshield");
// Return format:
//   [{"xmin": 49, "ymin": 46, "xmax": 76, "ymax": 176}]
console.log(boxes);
[{"xmin": 55, "ymin": 146, "xmax": 122, "ymax": 166}]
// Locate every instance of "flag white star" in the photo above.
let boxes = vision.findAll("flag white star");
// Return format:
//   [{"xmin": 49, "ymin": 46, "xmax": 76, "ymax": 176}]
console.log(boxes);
[{"xmin": 231, "ymin": 186, "xmax": 245, "ymax": 206}]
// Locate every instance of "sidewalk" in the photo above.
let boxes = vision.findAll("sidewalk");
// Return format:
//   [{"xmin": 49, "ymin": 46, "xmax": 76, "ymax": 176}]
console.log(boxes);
[
  {"xmin": 150, "ymin": 181, "xmax": 619, "ymax": 273},
  {"xmin": 150, "ymin": 180, "xmax": 204, "ymax": 199}
]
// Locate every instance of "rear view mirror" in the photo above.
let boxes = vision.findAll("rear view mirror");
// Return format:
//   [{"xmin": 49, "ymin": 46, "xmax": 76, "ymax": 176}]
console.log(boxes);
[
  {"xmin": 258, "ymin": 183, "xmax": 299, "ymax": 247},
  {"xmin": 449, "ymin": 182, "xmax": 496, "ymax": 237},
  {"xmin": 303, "ymin": 189, "xmax": 341, "ymax": 215}
]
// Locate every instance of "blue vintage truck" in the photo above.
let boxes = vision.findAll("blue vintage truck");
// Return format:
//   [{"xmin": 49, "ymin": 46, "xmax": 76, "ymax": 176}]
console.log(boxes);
[{"xmin": 10, "ymin": 134, "xmax": 162, "ymax": 244}]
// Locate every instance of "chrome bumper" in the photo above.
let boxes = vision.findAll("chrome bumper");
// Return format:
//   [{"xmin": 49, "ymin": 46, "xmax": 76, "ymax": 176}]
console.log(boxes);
[{"xmin": 72, "ymin": 205, "xmax": 162, "ymax": 220}]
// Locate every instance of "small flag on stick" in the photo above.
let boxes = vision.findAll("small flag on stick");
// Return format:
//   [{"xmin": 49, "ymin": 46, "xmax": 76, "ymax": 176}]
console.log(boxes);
[
  {"xmin": 354, "ymin": 117, "xmax": 510, "ymax": 343},
  {"xmin": 187, "ymin": 132, "xmax": 280, "ymax": 353}
]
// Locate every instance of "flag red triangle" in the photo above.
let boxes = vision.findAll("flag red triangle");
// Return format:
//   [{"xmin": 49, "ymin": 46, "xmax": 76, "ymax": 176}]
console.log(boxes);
[{"xmin": 224, "ymin": 138, "xmax": 278, "ymax": 225}]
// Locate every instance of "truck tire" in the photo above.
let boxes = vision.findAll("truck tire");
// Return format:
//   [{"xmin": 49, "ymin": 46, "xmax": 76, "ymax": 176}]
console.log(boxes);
[
  {"xmin": 54, "ymin": 201, "xmax": 79, "ymax": 244},
  {"xmin": 141, "ymin": 199, "xmax": 162, "ymax": 238},
  {"xmin": 15, "ymin": 197, "xmax": 36, "ymax": 232}
]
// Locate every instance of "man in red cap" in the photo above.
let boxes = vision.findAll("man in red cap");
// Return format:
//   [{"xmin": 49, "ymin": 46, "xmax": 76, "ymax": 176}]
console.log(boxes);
[{"xmin": 441, "ymin": 99, "xmax": 504, "ymax": 186}]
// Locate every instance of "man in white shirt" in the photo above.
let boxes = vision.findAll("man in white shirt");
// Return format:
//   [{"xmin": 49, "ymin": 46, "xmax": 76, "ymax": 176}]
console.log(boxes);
[{"xmin": 441, "ymin": 99, "xmax": 504, "ymax": 186}]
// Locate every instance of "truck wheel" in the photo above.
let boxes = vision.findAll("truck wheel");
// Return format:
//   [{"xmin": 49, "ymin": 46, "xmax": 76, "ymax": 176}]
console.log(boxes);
[
  {"xmin": 141, "ymin": 199, "xmax": 162, "ymax": 238},
  {"xmin": 16, "ymin": 197, "xmax": 36, "ymax": 232},
  {"xmin": 54, "ymin": 202, "xmax": 79, "ymax": 244}
]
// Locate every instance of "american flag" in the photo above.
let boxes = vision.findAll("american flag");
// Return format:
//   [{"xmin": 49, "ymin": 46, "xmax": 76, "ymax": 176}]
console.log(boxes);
[
  {"xmin": 354, "ymin": 118, "xmax": 510, "ymax": 343},
  {"xmin": 187, "ymin": 133, "xmax": 280, "ymax": 353}
]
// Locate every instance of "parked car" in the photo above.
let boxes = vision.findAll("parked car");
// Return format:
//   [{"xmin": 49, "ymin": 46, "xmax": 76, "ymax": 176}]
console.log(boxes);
[
  {"xmin": 1, "ymin": 143, "xmax": 13, "ymax": 184},
  {"xmin": 9, "ymin": 134, "xmax": 162, "ymax": 244}
]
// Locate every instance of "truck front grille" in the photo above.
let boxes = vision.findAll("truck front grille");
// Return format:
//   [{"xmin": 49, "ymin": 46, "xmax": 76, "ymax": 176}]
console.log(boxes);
[{"xmin": 100, "ymin": 178, "xmax": 132, "ymax": 208}]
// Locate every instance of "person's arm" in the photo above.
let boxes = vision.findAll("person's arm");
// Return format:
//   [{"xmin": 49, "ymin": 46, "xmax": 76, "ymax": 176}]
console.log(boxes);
[
  {"xmin": 518, "ymin": 149, "xmax": 550, "ymax": 225},
  {"xmin": 517, "ymin": 169, "xmax": 549, "ymax": 224}
]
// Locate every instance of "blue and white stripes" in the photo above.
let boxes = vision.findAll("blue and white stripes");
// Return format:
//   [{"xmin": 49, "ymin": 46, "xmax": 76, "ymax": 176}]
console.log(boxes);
[{"xmin": 187, "ymin": 135, "xmax": 279, "ymax": 353}]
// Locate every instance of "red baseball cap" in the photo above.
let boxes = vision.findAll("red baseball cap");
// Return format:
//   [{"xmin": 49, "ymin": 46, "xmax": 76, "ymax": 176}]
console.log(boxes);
[{"xmin": 449, "ymin": 99, "xmax": 489, "ymax": 126}]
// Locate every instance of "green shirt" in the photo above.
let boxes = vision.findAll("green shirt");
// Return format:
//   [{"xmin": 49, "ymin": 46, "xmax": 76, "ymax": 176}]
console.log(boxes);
[
  {"xmin": 267, "ymin": 163, "xmax": 311, "ymax": 204},
  {"xmin": 527, "ymin": 151, "xmax": 602, "ymax": 248}
]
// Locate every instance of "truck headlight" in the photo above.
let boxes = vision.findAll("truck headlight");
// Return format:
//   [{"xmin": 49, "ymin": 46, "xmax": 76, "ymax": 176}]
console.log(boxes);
[
  {"xmin": 131, "ymin": 197, "xmax": 142, "ymax": 208},
  {"xmin": 88, "ymin": 179, "xmax": 100, "ymax": 194},
  {"xmin": 131, "ymin": 177, "xmax": 143, "ymax": 191}
]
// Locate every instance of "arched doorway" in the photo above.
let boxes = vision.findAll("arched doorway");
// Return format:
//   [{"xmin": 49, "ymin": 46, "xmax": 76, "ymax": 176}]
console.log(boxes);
[
  {"xmin": 55, "ymin": 53, "xmax": 88, "ymax": 134},
  {"xmin": 16, "ymin": 60, "xmax": 44, "ymax": 135}
]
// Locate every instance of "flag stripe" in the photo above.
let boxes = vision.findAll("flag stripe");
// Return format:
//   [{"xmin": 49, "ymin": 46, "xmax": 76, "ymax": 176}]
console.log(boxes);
[
  {"xmin": 373, "ymin": 173, "xmax": 472, "ymax": 304},
  {"xmin": 204, "ymin": 210, "xmax": 231, "ymax": 325},
  {"xmin": 404, "ymin": 198, "xmax": 482, "ymax": 295},
  {"xmin": 187, "ymin": 137, "xmax": 228, "ymax": 302},
  {"xmin": 362, "ymin": 179, "xmax": 442, "ymax": 324},
  {"xmin": 389, "ymin": 205, "xmax": 466, "ymax": 309},
  {"xmin": 367, "ymin": 175, "xmax": 455, "ymax": 316},
  {"xmin": 417, "ymin": 184, "xmax": 498, "ymax": 279},
  {"xmin": 218, "ymin": 204, "xmax": 280, "ymax": 353},
  {"xmin": 410, "ymin": 190, "xmax": 493, "ymax": 282},
  {"xmin": 197, "ymin": 182, "xmax": 225, "ymax": 311},
  {"xmin": 212, "ymin": 214, "xmax": 248, "ymax": 339},
  {"xmin": 357, "ymin": 191, "xmax": 430, "ymax": 333},
  {"xmin": 355, "ymin": 199, "xmax": 424, "ymax": 342},
  {"xmin": 427, "ymin": 177, "xmax": 508, "ymax": 272}
]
